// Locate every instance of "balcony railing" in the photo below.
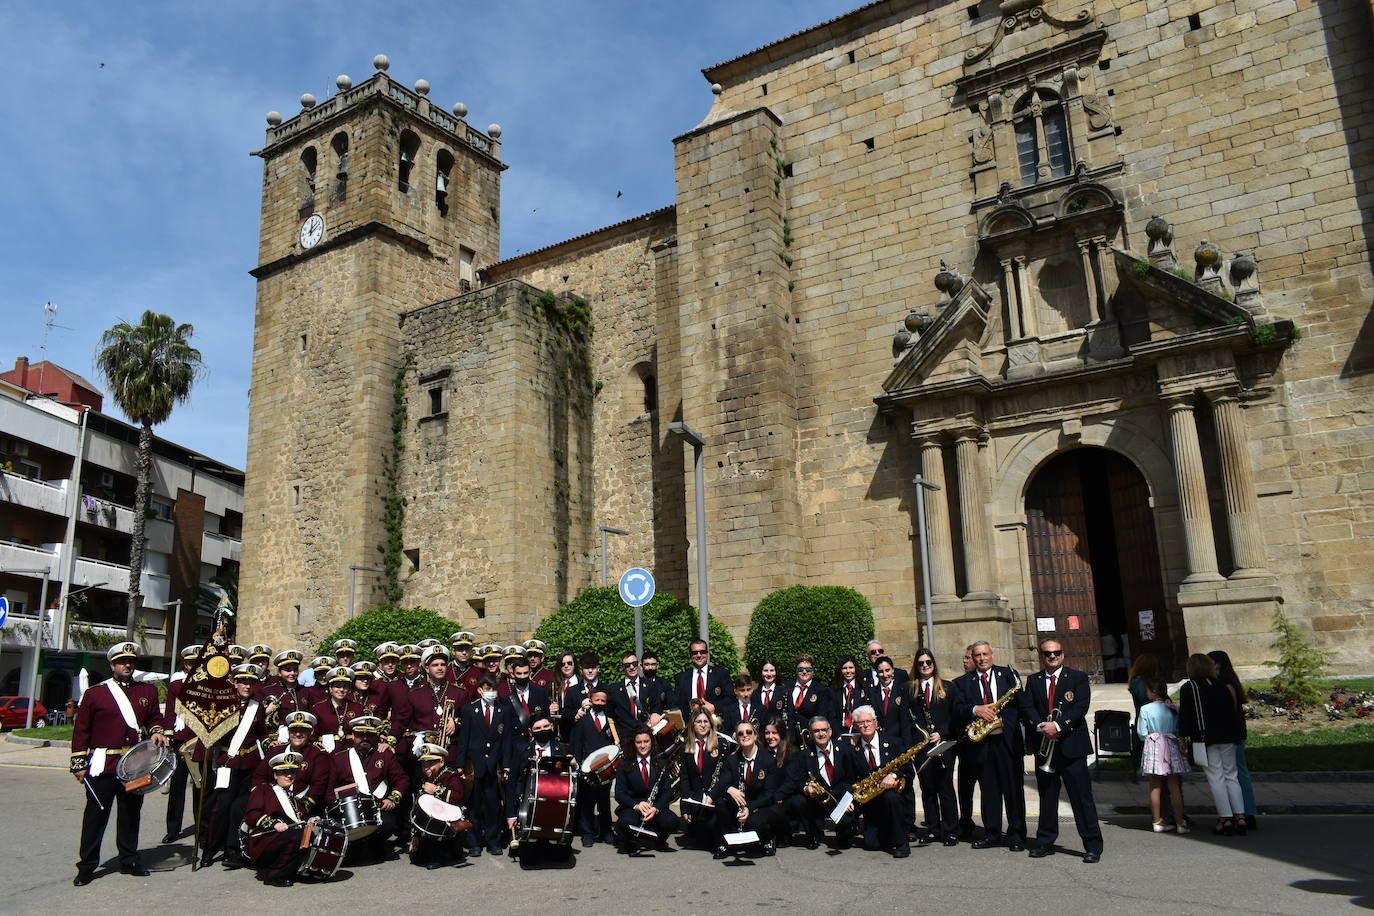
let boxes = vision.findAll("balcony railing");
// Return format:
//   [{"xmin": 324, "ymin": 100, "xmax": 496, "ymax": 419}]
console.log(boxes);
[
  {"xmin": 78, "ymin": 492, "xmax": 136, "ymax": 534},
  {"xmin": 0, "ymin": 471, "xmax": 68, "ymax": 517},
  {"xmin": 202, "ymin": 530, "xmax": 243, "ymax": 566},
  {"xmin": 1, "ymin": 611, "xmax": 166, "ymax": 655}
]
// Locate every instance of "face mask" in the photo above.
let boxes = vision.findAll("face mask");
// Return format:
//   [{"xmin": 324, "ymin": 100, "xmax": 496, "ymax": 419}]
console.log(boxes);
[
  {"xmin": 514, "ymin": 677, "xmax": 530, "ymax": 688},
  {"xmin": 481, "ymin": 690, "xmax": 498, "ymax": 703},
  {"xmin": 532, "ymin": 730, "xmax": 553, "ymax": 743},
  {"xmin": 591, "ymin": 703, "xmax": 608, "ymax": 713}
]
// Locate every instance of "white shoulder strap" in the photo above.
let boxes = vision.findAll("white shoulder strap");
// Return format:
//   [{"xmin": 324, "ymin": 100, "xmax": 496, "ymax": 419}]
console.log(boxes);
[
  {"xmin": 348, "ymin": 747, "xmax": 371, "ymax": 794},
  {"xmin": 272, "ymin": 785, "xmax": 301, "ymax": 823},
  {"xmin": 103, "ymin": 679, "xmax": 140, "ymax": 732},
  {"xmin": 227, "ymin": 701, "xmax": 260, "ymax": 756}
]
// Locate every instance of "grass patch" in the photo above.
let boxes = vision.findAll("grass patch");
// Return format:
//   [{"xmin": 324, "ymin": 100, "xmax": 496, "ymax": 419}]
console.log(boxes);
[
  {"xmin": 1245, "ymin": 723, "xmax": 1374, "ymax": 771},
  {"xmin": 12, "ymin": 724, "xmax": 73, "ymax": 741}
]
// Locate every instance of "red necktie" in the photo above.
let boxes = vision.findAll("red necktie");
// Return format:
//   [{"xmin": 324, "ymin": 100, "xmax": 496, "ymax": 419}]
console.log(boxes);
[
  {"xmin": 741, "ymin": 702, "xmax": 749, "ymax": 722},
  {"xmin": 845, "ymin": 685, "xmax": 854, "ymax": 727},
  {"xmin": 628, "ymin": 682, "xmax": 638, "ymax": 720},
  {"xmin": 1048, "ymin": 673, "xmax": 1057, "ymax": 709},
  {"xmin": 924, "ymin": 681, "xmax": 932, "ymax": 707},
  {"xmin": 868, "ymin": 744, "xmax": 878, "ymax": 772},
  {"xmin": 641, "ymin": 758, "xmax": 650, "ymax": 786},
  {"xmin": 696, "ymin": 671, "xmax": 705, "ymax": 701},
  {"xmin": 794, "ymin": 685, "xmax": 803, "ymax": 710},
  {"xmin": 882, "ymin": 687, "xmax": 890, "ymax": 717},
  {"xmin": 981, "ymin": 673, "xmax": 992, "ymax": 704},
  {"xmin": 596, "ymin": 712, "xmax": 605, "ymax": 732},
  {"xmin": 697, "ymin": 740, "xmax": 705, "ymax": 772},
  {"xmin": 823, "ymin": 751, "xmax": 834, "ymax": 784},
  {"xmin": 762, "ymin": 687, "xmax": 772, "ymax": 707},
  {"xmin": 484, "ymin": 703, "xmax": 492, "ymax": 728},
  {"xmin": 520, "ymin": 693, "xmax": 529, "ymax": 715},
  {"xmin": 744, "ymin": 758, "xmax": 752, "ymax": 786}
]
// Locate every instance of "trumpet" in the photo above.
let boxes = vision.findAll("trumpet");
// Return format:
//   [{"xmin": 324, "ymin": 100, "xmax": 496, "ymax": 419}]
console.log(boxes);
[
  {"xmin": 1037, "ymin": 708, "xmax": 1062, "ymax": 774},
  {"xmin": 804, "ymin": 774, "xmax": 838, "ymax": 810}
]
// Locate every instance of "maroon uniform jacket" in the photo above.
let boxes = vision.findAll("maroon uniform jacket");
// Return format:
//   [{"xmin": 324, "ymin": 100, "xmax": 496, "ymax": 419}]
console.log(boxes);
[
  {"xmin": 251, "ymin": 741, "xmax": 334, "ymax": 809},
  {"xmin": 329, "ymin": 741, "xmax": 408, "ymax": 805},
  {"xmin": 206, "ymin": 698, "xmax": 268, "ymax": 770},
  {"xmin": 459, "ymin": 666, "xmax": 486, "ymax": 696},
  {"xmin": 311, "ymin": 698, "xmax": 364, "ymax": 746},
  {"xmin": 417, "ymin": 765, "xmax": 466, "ymax": 806},
  {"xmin": 243, "ymin": 782, "xmax": 310, "ymax": 861},
  {"xmin": 162, "ymin": 674, "xmax": 195, "ymax": 742},
  {"xmin": 404, "ymin": 681, "xmax": 470, "ymax": 738},
  {"xmin": 530, "ymin": 668, "xmax": 555, "ymax": 691},
  {"xmin": 264, "ymin": 680, "xmax": 316, "ymax": 728},
  {"xmin": 70, "ymin": 678, "xmax": 164, "ymax": 776}
]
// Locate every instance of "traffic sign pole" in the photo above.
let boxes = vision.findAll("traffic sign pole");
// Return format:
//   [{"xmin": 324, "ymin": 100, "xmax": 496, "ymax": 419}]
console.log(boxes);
[{"xmin": 617, "ymin": 568, "xmax": 656, "ymax": 662}]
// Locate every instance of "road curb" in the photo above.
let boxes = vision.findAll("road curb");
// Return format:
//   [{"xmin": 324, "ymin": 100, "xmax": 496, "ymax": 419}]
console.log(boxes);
[
  {"xmin": 1107, "ymin": 803, "xmax": 1374, "ymax": 815},
  {"xmin": 4, "ymin": 733, "xmax": 70, "ymax": 748}
]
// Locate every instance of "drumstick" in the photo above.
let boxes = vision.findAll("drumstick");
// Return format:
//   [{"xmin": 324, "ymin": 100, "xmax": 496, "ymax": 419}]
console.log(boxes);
[{"xmin": 82, "ymin": 777, "xmax": 106, "ymax": 811}]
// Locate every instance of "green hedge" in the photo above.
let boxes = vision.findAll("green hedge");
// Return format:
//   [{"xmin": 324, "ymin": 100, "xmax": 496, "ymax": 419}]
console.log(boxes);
[
  {"xmin": 533, "ymin": 587, "xmax": 739, "ymax": 678},
  {"xmin": 744, "ymin": 585, "xmax": 874, "ymax": 679},
  {"xmin": 316, "ymin": 606, "xmax": 464, "ymax": 659}
]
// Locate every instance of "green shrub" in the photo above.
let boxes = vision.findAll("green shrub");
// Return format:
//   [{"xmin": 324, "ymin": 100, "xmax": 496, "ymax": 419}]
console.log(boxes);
[
  {"xmin": 533, "ymin": 587, "xmax": 739, "ymax": 678},
  {"xmin": 1266, "ymin": 606, "xmax": 1332, "ymax": 707},
  {"xmin": 316, "ymin": 606, "xmax": 464, "ymax": 659},
  {"xmin": 744, "ymin": 585, "xmax": 874, "ymax": 680}
]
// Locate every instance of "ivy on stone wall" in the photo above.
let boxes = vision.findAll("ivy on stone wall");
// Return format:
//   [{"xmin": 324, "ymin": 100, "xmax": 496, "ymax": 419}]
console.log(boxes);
[{"xmin": 379, "ymin": 364, "xmax": 409, "ymax": 605}]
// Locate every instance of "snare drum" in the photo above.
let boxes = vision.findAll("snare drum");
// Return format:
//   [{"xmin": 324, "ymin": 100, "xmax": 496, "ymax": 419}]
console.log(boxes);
[
  {"xmin": 579, "ymin": 745, "xmax": 621, "ymax": 785},
  {"xmin": 327, "ymin": 793, "xmax": 382, "ymax": 839},
  {"xmin": 116, "ymin": 740, "xmax": 176, "ymax": 794},
  {"xmin": 517, "ymin": 754, "xmax": 578, "ymax": 845},
  {"xmin": 298, "ymin": 819, "xmax": 349, "ymax": 880},
  {"xmin": 410, "ymin": 794, "xmax": 470, "ymax": 839}
]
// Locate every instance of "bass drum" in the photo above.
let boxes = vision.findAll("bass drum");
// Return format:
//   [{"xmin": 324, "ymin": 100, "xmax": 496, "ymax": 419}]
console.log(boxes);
[
  {"xmin": 299, "ymin": 819, "xmax": 349, "ymax": 880},
  {"xmin": 516, "ymin": 754, "xmax": 578, "ymax": 845},
  {"xmin": 116, "ymin": 740, "xmax": 176, "ymax": 794},
  {"xmin": 327, "ymin": 793, "xmax": 382, "ymax": 840}
]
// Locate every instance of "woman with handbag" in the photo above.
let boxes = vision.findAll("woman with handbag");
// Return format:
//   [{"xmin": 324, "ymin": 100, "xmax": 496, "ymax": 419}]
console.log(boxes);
[{"xmin": 1178, "ymin": 653, "xmax": 1247, "ymax": 835}]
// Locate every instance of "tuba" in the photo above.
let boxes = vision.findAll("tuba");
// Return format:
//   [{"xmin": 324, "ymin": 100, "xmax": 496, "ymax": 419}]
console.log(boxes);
[{"xmin": 966, "ymin": 669, "xmax": 1021, "ymax": 743}]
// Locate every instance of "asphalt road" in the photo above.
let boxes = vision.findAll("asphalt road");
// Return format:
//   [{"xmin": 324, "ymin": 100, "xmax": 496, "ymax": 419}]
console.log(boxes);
[{"xmin": 1, "ymin": 759, "xmax": 1369, "ymax": 915}]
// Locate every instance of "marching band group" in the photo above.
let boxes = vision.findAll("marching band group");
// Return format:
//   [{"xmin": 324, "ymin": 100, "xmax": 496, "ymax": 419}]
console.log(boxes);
[{"xmin": 68, "ymin": 632, "xmax": 1103, "ymax": 887}]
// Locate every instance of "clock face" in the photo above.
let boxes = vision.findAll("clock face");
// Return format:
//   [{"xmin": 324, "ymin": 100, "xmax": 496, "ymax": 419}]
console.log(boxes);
[{"xmin": 299, "ymin": 214, "xmax": 325, "ymax": 250}]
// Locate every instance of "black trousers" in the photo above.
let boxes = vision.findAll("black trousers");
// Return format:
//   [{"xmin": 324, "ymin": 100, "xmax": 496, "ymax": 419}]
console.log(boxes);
[
  {"xmin": 716, "ymin": 797, "xmax": 773, "ymax": 844},
  {"xmin": 165, "ymin": 740, "xmax": 199, "ymax": 838},
  {"xmin": 680, "ymin": 798, "xmax": 718, "ymax": 847},
  {"xmin": 617, "ymin": 805, "xmax": 680, "ymax": 843},
  {"xmin": 1033, "ymin": 754, "xmax": 1103, "ymax": 855},
  {"xmin": 956, "ymin": 746, "xmax": 977, "ymax": 833},
  {"xmin": 575, "ymin": 781, "xmax": 612, "ymax": 843},
  {"xmin": 918, "ymin": 754, "xmax": 959, "ymax": 837},
  {"xmin": 859, "ymin": 789, "xmax": 908, "ymax": 851},
  {"xmin": 976, "ymin": 742, "xmax": 1026, "ymax": 843},
  {"xmin": 801, "ymin": 794, "xmax": 858, "ymax": 840},
  {"xmin": 469, "ymin": 774, "xmax": 505, "ymax": 850},
  {"xmin": 347, "ymin": 808, "xmax": 399, "ymax": 864},
  {"xmin": 251, "ymin": 825, "xmax": 308, "ymax": 882},
  {"xmin": 78, "ymin": 773, "xmax": 144, "ymax": 872},
  {"xmin": 202, "ymin": 768, "xmax": 253, "ymax": 860}
]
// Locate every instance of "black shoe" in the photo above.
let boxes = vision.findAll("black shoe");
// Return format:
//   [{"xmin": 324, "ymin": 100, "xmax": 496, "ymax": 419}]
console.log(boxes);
[
  {"xmin": 942, "ymin": 836, "xmax": 960, "ymax": 847},
  {"xmin": 1028, "ymin": 845, "xmax": 1054, "ymax": 858},
  {"xmin": 970, "ymin": 836, "xmax": 1001, "ymax": 849},
  {"xmin": 121, "ymin": 864, "xmax": 151, "ymax": 877},
  {"xmin": 713, "ymin": 846, "xmax": 730, "ymax": 860},
  {"xmin": 1082, "ymin": 852, "xmax": 1101, "ymax": 864},
  {"xmin": 487, "ymin": 844, "xmax": 503, "ymax": 855},
  {"xmin": 580, "ymin": 836, "xmax": 594, "ymax": 848},
  {"xmin": 467, "ymin": 847, "xmax": 482, "ymax": 857},
  {"xmin": 1008, "ymin": 842, "xmax": 1026, "ymax": 852},
  {"xmin": 73, "ymin": 871, "xmax": 95, "ymax": 887},
  {"xmin": 425, "ymin": 861, "xmax": 444, "ymax": 870},
  {"xmin": 222, "ymin": 858, "xmax": 246, "ymax": 871},
  {"xmin": 198, "ymin": 853, "xmax": 215, "ymax": 869},
  {"xmin": 763, "ymin": 840, "xmax": 776, "ymax": 856},
  {"xmin": 264, "ymin": 877, "xmax": 294, "ymax": 887},
  {"xmin": 601, "ymin": 831, "xmax": 616, "ymax": 844},
  {"xmin": 892, "ymin": 845, "xmax": 911, "ymax": 858},
  {"xmin": 804, "ymin": 836, "xmax": 820, "ymax": 850},
  {"xmin": 160, "ymin": 832, "xmax": 178, "ymax": 844}
]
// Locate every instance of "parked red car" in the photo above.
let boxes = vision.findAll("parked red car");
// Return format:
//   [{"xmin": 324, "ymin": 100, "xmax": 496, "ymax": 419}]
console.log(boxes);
[{"xmin": 0, "ymin": 697, "xmax": 48, "ymax": 730}]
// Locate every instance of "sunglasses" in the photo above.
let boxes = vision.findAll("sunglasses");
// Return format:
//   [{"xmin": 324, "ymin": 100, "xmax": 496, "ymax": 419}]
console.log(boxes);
[
  {"xmin": 796, "ymin": 666, "xmax": 813, "ymax": 672},
  {"xmin": 867, "ymin": 649, "xmax": 883, "ymax": 655},
  {"xmin": 690, "ymin": 650, "xmax": 709, "ymax": 656},
  {"xmin": 1042, "ymin": 650, "xmax": 1063, "ymax": 658},
  {"xmin": 736, "ymin": 730, "xmax": 755, "ymax": 737},
  {"xmin": 917, "ymin": 659, "xmax": 934, "ymax": 667},
  {"xmin": 561, "ymin": 661, "xmax": 575, "ymax": 666},
  {"xmin": 622, "ymin": 661, "xmax": 639, "ymax": 669}
]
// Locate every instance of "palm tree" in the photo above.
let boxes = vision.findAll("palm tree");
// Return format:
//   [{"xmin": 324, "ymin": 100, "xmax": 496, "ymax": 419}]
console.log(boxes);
[{"xmin": 95, "ymin": 311, "xmax": 204, "ymax": 638}]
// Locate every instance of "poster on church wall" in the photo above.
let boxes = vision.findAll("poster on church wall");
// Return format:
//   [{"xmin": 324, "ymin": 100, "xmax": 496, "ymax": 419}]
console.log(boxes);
[{"xmin": 1036, "ymin": 617, "xmax": 1055, "ymax": 632}]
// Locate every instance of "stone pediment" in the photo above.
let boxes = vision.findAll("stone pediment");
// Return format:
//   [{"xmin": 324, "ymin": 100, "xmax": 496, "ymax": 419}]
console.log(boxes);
[{"xmin": 883, "ymin": 278, "xmax": 994, "ymax": 393}]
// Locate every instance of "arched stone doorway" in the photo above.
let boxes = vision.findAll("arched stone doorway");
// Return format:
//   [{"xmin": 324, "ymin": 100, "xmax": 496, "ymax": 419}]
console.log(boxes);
[{"xmin": 1025, "ymin": 447, "xmax": 1178, "ymax": 682}]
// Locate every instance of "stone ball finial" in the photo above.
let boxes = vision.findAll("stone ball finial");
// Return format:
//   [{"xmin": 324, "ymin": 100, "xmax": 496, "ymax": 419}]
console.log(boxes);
[
  {"xmin": 1145, "ymin": 214, "xmax": 1172, "ymax": 245},
  {"xmin": 300, "ymin": 93, "xmax": 317, "ymax": 109},
  {"xmin": 1230, "ymin": 251, "xmax": 1257, "ymax": 284},
  {"xmin": 487, "ymin": 123, "xmax": 502, "ymax": 139},
  {"xmin": 711, "ymin": 83, "xmax": 723, "ymax": 95},
  {"xmin": 266, "ymin": 111, "xmax": 282, "ymax": 127},
  {"xmin": 903, "ymin": 311, "xmax": 932, "ymax": 334},
  {"xmin": 934, "ymin": 260, "xmax": 964, "ymax": 300},
  {"xmin": 414, "ymin": 79, "xmax": 430, "ymax": 96},
  {"xmin": 452, "ymin": 102, "xmax": 468, "ymax": 118},
  {"xmin": 373, "ymin": 54, "xmax": 390, "ymax": 72},
  {"xmin": 336, "ymin": 74, "xmax": 352, "ymax": 91},
  {"xmin": 1194, "ymin": 238, "xmax": 1222, "ymax": 273}
]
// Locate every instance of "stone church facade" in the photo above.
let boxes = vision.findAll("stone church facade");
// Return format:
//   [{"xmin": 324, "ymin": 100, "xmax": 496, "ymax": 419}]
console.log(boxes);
[{"xmin": 240, "ymin": 0, "xmax": 1374, "ymax": 678}]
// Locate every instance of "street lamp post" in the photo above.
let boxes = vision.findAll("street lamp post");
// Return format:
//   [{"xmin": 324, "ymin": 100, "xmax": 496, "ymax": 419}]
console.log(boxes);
[
  {"xmin": 162, "ymin": 599, "xmax": 185, "ymax": 670},
  {"xmin": 667, "ymin": 421, "xmax": 709, "ymax": 642},
  {"xmin": 348, "ymin": 565, "xmax": 385, "ymax": 620},
  {"xmin": 598, "ymin": 525, "xmax": 630, "ymax": 587},
  {"xmin": 913, "ymin": 473, "xmax": 943, "ymax": 656}
]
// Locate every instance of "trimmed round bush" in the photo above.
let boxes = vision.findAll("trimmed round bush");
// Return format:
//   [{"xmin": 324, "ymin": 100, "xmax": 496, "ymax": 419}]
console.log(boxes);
[
  {"xmin": 316, "ymin": 606, "xmax": 464, "ymax": 659},
  {"xmin": 533, "ymin": 587, "xmax": 739, "ymax": 678},
  {"xmin": 744, "ymin": 585, "xmax": 875, "ymax": 679}
]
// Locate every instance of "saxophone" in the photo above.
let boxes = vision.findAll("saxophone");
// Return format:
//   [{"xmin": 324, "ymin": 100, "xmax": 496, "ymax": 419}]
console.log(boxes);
[
  {"xmin": 851, "ymin": 724, "xmax": 933, "ymax": 804},
  {"xmin": 966, "ymin": 669, "xmax": 1021, "ymax": 743}
]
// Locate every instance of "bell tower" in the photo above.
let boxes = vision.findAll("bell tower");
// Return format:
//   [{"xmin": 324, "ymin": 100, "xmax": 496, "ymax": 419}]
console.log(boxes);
[{"xmin": 239, "ymin": 56, "xmax": 505, "ymax": 647}]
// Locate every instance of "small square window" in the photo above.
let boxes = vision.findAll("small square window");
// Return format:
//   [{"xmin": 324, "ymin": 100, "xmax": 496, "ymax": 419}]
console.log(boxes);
[{"xmin": 428, "ymin": 386, "xmax": 444, "ymax": 416}]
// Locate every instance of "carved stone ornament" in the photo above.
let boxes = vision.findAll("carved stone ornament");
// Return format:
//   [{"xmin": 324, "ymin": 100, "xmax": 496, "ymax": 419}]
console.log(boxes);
[
  {"xmin": 972, "ymin": 102, "xmax": 995, "ymax": 164},
  {"xmin": 966, "ymin": 0, "xmax": 1094, "ymax": 65},
  {"xmin": 892, "ymin": 310, "xmax": 933, "ymax": 361}
]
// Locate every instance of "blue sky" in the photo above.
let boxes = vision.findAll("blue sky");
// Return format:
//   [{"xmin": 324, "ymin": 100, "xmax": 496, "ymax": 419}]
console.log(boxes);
[{"xmin": 2, "ymin": 0, "xmax": 853, "ymax": 468}]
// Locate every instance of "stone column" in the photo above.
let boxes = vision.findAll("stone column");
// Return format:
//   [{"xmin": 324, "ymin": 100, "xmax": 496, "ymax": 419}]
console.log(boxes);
[
  {"xmin": 1077, "ymin": 238, "xmax": 1100, "ymax": 320},
  {"xmin": 955, "ymin": 431, "xmax": 996, "ymax": 597},
  {"xmin": 1165, "ymin": 396, "xmax": 1223, "ymax": 583},
  {"xmin": 917, "ymin": 436, "xmax": 958, "ymax": 600},
  {"xmin": 1000, "ymin": 259, "xmax": 1021, "ymax": 340},
  {"xmin": 1014, "ymin": 256, "xmax": 1036, "ymax": 337},
  {"xmin": 1208, "ymin": 391, "xmax": 1269, "ymax": 577}
]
